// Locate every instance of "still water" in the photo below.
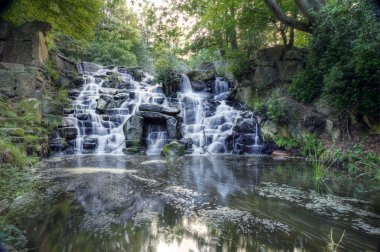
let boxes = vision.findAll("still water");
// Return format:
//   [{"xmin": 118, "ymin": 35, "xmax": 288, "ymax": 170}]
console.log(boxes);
[{"xmin": 26, "ymin": 155, "xmax": 380, "ymax": 251}]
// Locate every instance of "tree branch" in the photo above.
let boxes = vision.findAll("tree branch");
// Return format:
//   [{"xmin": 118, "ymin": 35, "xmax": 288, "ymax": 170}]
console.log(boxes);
[{"xmin": 264, "ymin": 0, "xmax": 312, "ymax": 33}]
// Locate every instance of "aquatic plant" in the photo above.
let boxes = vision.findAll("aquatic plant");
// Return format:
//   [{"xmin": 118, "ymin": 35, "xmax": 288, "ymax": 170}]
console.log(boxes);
[{"xmin": 326, "ymin": 228, "xmax": 346, "ymax": 252}]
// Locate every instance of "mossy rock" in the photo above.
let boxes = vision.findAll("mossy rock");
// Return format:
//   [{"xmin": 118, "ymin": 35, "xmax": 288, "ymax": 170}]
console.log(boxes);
[
  {"xmin": 125, "ymin": 140, "xmax": 142, "ymax": 148},
  {"xmin": 123, "ymin": 147, "xmax": 141, "ymax": 154},
  {"xmin": 161, "ymin": 141, "xmax": 185, "ymax": 157}
]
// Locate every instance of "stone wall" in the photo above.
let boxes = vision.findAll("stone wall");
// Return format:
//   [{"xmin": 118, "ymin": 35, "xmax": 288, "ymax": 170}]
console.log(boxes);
[{"xmin": 0, "ymin": 20, "xmax": 51, "ymax": 67}]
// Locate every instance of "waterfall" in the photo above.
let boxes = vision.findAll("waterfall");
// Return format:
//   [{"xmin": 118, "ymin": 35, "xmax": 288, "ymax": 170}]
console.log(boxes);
[
  {"xmin": 54, "ymin": 63, "xmax": 267, "ymax": 156},
  {"xmin": 214, "ymin": 77, "xmax": 229, "ymax": 95},
  {"xmin": 179, "ymin": 75, "xmax": 241, "ymax": 154},
  {"xmin": 145, "ymin": 124, "xmax": 169, "ymax": 155},
  {"xmin": 66, "ymin": 65, "xmax": 168, "ymax": 155}
]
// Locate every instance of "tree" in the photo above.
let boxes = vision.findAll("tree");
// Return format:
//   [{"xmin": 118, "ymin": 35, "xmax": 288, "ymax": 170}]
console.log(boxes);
[{"xmin": 1, "ymin": 0, "xmax": 103, "ymax": 39}]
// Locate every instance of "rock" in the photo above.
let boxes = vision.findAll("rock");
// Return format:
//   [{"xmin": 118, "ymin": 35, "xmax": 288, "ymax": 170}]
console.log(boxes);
[
  {"xmin": 61, "ymin": 117, "xmax": 76, "ymax": 127},
  {"xmin": 139, "ymin": 103, "xmax": 180, "ymax": 116},
  {"xmin": 283, "ymin": 48, "xmax": 306, "ymax": 61},
  {"xmin": 261, "ymin": 120, "xmax": 279, "ymax": 137},
  {"xmin": 161, "ymin": 141, "xmax": 185, "ymax": 157},
  {"xmin": 53, "ymin": 54, "xmax": 78, "ymax": 75},
  {"xmin": 114, "ymin": 92, "xmax": 129, "ymax": 100},
  {"xmin": 79, "ymin": 62, "xmax": 102, "ymax": 73},
  {"xmin": 253, "ymin": 46, "xmax": 284, "ymax": 62},
  {"xmin": 73, "ymin": 76, "xmax": 85, "ymax": 86},
  {"xmin": 326, "ymin": 119, "xmax": 341, "ymax": 141},
  {"xmin": 253, "ymin": 66, "xmax": 280, "ymax": 89},
  {"xmin": 76, "ymin": 114, "xmax": 89, "ymax": 121},
  {"xmin": 302, "ymin": 114, "xmax": 325, "ymax": 133},
  {"xmin": 123, "ymin": 115, "xmax": 144, "ymax": 141},
  {"xmin": 136, "ymin": 111, "xmax": 169, "ymax": 120},
  {"xmin": 0, "ymin": 20, "xmax": 51, "ymax": 66},
  {"xmin": 126, "ymin": 67, "xmax": 144, "ymax": 81},
  {"xmin": 42, "ymin": 98, "xmax": 63, "ymax": 115},
  {"xmin": 96, "ymin": 95, "xmax": 113, "ymax": 114},
  {"xmin": 166, "ymin": 117, "xmax": 178, "ymax": 139},
  {"xmin": 68, "ymin": 89, "xmax": 80, "ymax": 97},
  {"xmin": 57, "ymin": 127, "xmax": 78, "ymax": 140},
  {"xmin": 0, "ymin": 70, "xmax": 16, "ymax": 97},
  {"xmin": 276, "ymin": 60, "xmax": 303, "ymax": 82},
  {"xmin": 198, "ymin": 61, "xmax": 216, "ymax": 72},
  {"xmin": 191, "ymin": 80, "xmax": 207, "ymax": 91},
  {"xmin": 83, "ymin": 136, "xmax": 98, "ymax": 149},
  {"xmin": 187, "ymin": 70, "xmax": 215, "ymax": 82},
  {"xmin": 48, "ymin": 138, "xmax": 67, "ymax": 151},
  {"xmin": 233, "ymin": 117, "xmax": 258, "ymax": 134},
  {"xmin": 0, "ymin": 62, "xmax": 25, "ymax": 71}
]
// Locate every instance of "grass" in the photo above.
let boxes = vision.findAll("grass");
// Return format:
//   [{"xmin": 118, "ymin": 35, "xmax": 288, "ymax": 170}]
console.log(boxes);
[{"xmin": 326, "ymin": 228, "xmax": 346, "ymax": 252}]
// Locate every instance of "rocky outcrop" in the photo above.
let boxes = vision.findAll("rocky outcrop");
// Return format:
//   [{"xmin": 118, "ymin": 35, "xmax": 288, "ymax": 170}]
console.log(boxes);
[
  {"xmin": 0, "ymin": 20, "xmax": 51, "ymax": 67},
  {"xmin": 53, "ymin": 54, "xmax": 80, "ymax": 88},
  {"xmin": 0, "ymin": 66, "xmax": 50, "ymax": 99},
  {"xmin": 252, "ymin": 46, "xmax": 306, "ymax": 90}
]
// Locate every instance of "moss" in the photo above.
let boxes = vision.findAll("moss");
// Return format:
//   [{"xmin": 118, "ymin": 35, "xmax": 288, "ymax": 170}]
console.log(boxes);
[
  {"xmin": 123, "ymin": 147, "xmax": 140, "ymax": 154},
  {"xmin": 125, "ymin": 140, "xmax": 142, "ymax": 148},
  {"xmin": 161, "ymin": 141, "xmax": 185, "ymax": 157}
]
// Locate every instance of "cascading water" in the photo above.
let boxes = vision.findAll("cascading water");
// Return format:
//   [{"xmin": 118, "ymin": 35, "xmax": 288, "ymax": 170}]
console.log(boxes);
[
  {"xmin": 145, "ymin": 124, "xmax": 169, "ymax": 155},
  {"xmin": 55, "ymin": 62, "xmax": 267, "ymax": 156},
  {"xmin": 66, "ymin": 63, "xmax": 169, "ymax": 154},
  {"xmin": 178, "ymin": 75, "xmax": 242, "ymax": 154}
]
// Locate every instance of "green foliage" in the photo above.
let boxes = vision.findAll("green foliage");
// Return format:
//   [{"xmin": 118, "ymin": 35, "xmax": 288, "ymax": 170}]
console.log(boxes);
[
  {"xmin": 272, "ymin": 136, "xmax": 299, "ymax": 150},
  {"xmin": 252, "ymin": 100, "xmax": 266, "ymax": 115},
  {"xmin": 43, "ymin": 59, "xmax": 60, "ymax": 80},
  {"xmin": 301, "ymin": 134, "xmax": 324, "ymax": 158},
  {"xmin": 290, "ymin": 1, "xmax": 380, "ymax": 118},
  {"xmin": 267, "ymin": 95, "xmax": 287, "ymax": 123},
  {"xmin": 0, "ymin": 139, "xmax": 29, "ymax": 168},
  {"xmin": 346, "ymin": 145, "xmax": 380, "ymax": 179},
  {"xmin": 1, "ymin": 0, "xmax": 102, "ymax": 39},
  {"xmin": 0, "ymin": 222, "xmax": 28, "ymax": 251}
]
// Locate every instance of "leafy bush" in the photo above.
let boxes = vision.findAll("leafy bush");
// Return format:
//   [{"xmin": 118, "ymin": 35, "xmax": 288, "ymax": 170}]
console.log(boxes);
[
  {"xmin": 289, "ymin": 1, "xmax": 380, "ymax": 118},
  {"xmin": 0, "ymin": 139, "xmax": 29, "ymax": 168},
  {"xmin": 267, "ymin": 95, "xmax": 287, "ymax": 123},
  {"xmin": 272, "ymin": 136, "xmax": 299, "ymax": 150},
  {"xmin": 346, "ymin": 145, "xmax": 380, "ymax": 178},
  {"xmin": 252, "ymin": 100, "xmax": 266, "ymax": 115}
]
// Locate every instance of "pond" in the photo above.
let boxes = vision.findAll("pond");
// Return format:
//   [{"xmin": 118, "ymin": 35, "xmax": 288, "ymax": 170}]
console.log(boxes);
[{"xmin": 24, "ymin": 155, "xmax": 380, "ymax": 251}]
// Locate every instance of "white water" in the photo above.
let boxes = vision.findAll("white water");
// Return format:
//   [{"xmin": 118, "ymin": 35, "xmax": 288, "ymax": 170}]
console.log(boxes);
[
  {"xmin": 70, "ymin": 65, "xmax": 168, "ymax": 154},
  {"xmin": 64, "ymin": 65, "xmax": 264, "ymax": 155},
  {"xmin": 178, "ymin": 75, "xmax": 241, "ymax": 154}
]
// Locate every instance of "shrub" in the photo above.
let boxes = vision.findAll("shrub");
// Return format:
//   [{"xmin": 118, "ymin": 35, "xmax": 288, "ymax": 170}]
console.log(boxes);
[
  {"xmin": 267, "ymin": 95, "xmax": 287, "ymax": 123},
  {"xmin": 0, "ymin": 139, "xmax": 29, "ymax": 168},
  {"xmin": 289, "ymin": 1, "xmax": 380, "ymax": 118},
  {"xmin": 272, "ymin": 136, "xmax": 299, "ymax": 150}
]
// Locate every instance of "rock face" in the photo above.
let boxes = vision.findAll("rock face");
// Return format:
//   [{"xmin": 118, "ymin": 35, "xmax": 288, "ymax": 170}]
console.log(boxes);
[
  {"xmin": 0, "ymin": 67, "xmax": 51, "ymax": 99},
  {"xmin": 252, "ymin": 46, "xmax": 305, "ymax": 89},
  {"xmin": 0, "ymin": 20, "xmax": 51, "ymax": 66},
  {"xmin": 123, "ymin": 115, "xmax": 144, "ymax": 147}
]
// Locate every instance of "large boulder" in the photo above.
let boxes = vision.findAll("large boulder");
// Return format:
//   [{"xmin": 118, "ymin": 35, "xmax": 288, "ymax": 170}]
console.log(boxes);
[
  {"xmin": 187, "ymin": 70, "xmax": 215, "ymax": 82},
  {"xmin": 161, "ymin": 141, "xmax": 185, "ymax": 157},
  {"xmin": 139, "ymin": 103, "xmax": 180, "ymax": 116},
  {"xmin": 166, "ymin": 117, "xmax": 178, "ymax": 140},
  {"xmin": 123, "ymin": 115, "xmax": 144, "ymax": 142}
]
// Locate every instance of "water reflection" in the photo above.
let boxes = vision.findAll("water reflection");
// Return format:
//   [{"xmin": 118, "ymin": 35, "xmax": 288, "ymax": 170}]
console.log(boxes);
[{"xmin": 26, "ymin": 155, "xmax": 380, "ymax": 252}]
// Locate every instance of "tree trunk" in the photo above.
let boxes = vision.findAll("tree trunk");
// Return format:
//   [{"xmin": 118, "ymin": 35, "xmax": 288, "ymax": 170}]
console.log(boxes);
[{"xmin": 264, "ymin": 0, "xmax": 312, "ymax": 33}]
